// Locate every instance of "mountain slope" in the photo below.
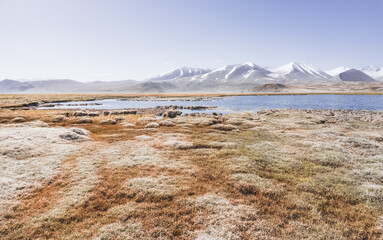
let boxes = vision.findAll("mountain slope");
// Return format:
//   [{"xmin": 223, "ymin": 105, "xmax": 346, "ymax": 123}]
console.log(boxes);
[
  {"xmin": 147, "ymin": 67, "xmax": 211, "ymax": 81},
  {"xmin": 362, "ymin": 65, "xmax": 383, "ymax": 81},
  {"xmin": 198, "ymin": 62, "xmax": 270, "ymax": 82},
  {"xmin": 269, "ymin": 62, "xmax": 331, "ymax": 81},
  {"xmin": 326, "ymin": 66, "xmax": 351, "ymax": 76},
  {"xmin": 0, "ymin": 79, "xmax": 34, "ymax": 93},
  {"xmin": 335, "ymin": 69, "xmax": 376, "ymax": 82}
]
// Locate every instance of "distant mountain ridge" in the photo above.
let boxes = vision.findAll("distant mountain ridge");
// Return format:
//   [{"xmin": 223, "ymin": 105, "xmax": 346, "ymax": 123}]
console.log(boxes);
[{"xmin": 1, "ymin": 62, "xmax": 382, "ymax": 93}]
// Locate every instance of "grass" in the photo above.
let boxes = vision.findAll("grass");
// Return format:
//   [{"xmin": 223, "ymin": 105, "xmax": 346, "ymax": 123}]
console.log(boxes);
[{"xmin": 0, "ymin": 108, "xmax": 382, "ymax": 239}]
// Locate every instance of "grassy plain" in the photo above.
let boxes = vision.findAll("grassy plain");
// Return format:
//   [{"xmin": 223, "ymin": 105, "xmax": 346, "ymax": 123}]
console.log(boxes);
[{"xmin": 0, "ymin": 94, "xmax": 382, "ymax": 239}]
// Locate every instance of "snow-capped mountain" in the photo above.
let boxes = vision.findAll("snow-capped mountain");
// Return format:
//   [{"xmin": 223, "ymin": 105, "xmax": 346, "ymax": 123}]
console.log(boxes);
[
  {"xmin": 196, "ymin": 62, "xmax": 270, "ymax": 82},
  {"xmin": 268, "ymin": 62, "xmax": 331, "ymax": 81},
  {"xmin": 1, "ymin": 61, "xmax": 381, "ymax": 93},
  {"xmin": 147, "ymin": 67, "xmax": 211, "ymax": 81},
  {"xmin": 326, "ymin": 66, "xmax": 351, "ymax": 76},
  {"xmin": 361, "ymin": 65, "xmax": 383, "ymax": 81}
]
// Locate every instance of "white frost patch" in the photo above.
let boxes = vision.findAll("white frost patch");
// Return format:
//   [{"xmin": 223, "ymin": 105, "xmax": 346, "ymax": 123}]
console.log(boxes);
[
  {"xmin": 127, "ymin": 175, "xmax": 177, "ymax": 198},
  {"xmin": 34, "ymin": 148, "xmax": 99, "ymax": 222},
  {"xmin": 0, "ymin": 123, "xmax": 90, "ymax": 215},
  {"xmin": 186, "ymin": 194, "xmax": 268, "ymax": 240},
  {"xmin": 99, "ymin": 141, "xmax": 185, "ymax": 169},
  {"xmin": 135, "ymin": 135, "xmax": 152, "ymax": 141},
  {"xmin": 95, "ymin": 221, "xmax": 144, "ymax": 240}
]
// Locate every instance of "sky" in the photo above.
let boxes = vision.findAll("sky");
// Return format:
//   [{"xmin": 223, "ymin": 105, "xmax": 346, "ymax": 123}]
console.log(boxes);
[{"xmin": 0, "ymin": 0, "xmax": 382, "ymax": 82}]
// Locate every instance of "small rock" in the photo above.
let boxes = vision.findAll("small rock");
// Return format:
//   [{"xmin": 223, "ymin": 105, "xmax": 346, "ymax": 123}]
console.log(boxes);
[
  {"xmin": 103, "ymin": 111, "xmax": 111, "ymax": 116},
  {"xmin": 163, "ymin": 110, "xmax": 181, "ymax": 118},
  {"xmin": 145, "ymin": 122, "xmax": 160, "ymax": 128}
]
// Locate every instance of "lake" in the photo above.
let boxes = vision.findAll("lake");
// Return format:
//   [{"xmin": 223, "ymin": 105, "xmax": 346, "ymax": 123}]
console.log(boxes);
[{"xmin": 40, "ymin": 95, "xmax": 383, "ymax": 114}]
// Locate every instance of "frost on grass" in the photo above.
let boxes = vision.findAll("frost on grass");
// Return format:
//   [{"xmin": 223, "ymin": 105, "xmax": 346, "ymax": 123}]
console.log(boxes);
[
  {"xmin": 127, "ymin": 175, "xmax": 177, "ymax": 199},
  {"xmin": 186, "ymin": 194, "xmax": 272, "ymax": 240},
  {"xmin": 0, "ymin": 123, "xmax": 90, "ymax": 215},
  {"xmin": 107, "ymin": 202, "xmax": 140, "ymax": 221},
  {"xmin": 95, "ymin": 221, "xmax": 144, "ymax": 240},
  {"xmin": 34, "ymin": 151, "xmax": 99, "ymax": 222},
  {"xmin": 157, "ymin": 133, "xmax": 194, "ymax": 149},
  {"xmin": 99, "ymin": 141, "xmax": 185, "ymax": 169}
]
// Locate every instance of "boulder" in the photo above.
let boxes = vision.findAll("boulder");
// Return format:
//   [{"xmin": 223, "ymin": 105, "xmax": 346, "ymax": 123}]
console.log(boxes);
[
  {"xmin": 100, "ymin": 119, "xmax": 117, "ymax": 125},
  {"xmin": 74, "ymin": 117, "xmax": 92, "ymax": 124},
  {"xmin": 12, "ymin": 117, "xmax": 25, "ymax": 123},
  {"xmin": 163, "ymin": 110, "xmax": 181, "ymax": 118},
  {"xmin": 212, "ymin": 124, "xmax": 238, "ymax": 131},
  {"xmin": 0, "ymin": 119, "xmax": 10, "ymax": 123},
  {"xmin": 145, "ymin": 122, "xmax": 160, "ymax": 128}
]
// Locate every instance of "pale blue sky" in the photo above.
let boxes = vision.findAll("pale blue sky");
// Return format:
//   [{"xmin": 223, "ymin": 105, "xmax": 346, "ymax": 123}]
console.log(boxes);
[{"xmin": 0, "ymin": 0, "xmax": 382, "ymax": 81}]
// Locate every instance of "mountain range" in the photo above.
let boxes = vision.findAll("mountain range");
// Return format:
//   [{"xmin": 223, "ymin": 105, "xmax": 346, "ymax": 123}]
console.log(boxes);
[{"xmin": 1, "ymin": 62, "xmax": 382, "ymax": 93}]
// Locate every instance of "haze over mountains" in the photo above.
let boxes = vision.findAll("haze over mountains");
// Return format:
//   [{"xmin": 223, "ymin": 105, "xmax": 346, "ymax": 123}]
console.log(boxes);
[{"xmin": 1, "ymin": 62, "xmax": 382, "ymax": 93}]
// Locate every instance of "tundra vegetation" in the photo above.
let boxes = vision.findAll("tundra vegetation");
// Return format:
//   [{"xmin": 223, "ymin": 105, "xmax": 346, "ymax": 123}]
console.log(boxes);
[{"xmin": 0, "ymin": 95, "xmax": 382, "ymax": 239}]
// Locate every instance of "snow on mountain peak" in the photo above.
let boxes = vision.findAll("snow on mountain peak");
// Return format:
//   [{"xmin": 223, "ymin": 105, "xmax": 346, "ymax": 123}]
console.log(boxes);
[
  {"xmin": 362, "ymin": 65, "xmax": 381, "ymax": 72},
  {"xmin": 269, "ymin": 62, "xmax": 331, "ymax": 80},
  {"xmin": 361, "ymin": 65, "xmax": 383, "ymax": 81},
  {"xmin": 148, "ymin": 67, "xmax": 211, "ymax": 81},
  {"xmin": 326, "ymin": 66, "xmax": 351, "ymax": 76}
]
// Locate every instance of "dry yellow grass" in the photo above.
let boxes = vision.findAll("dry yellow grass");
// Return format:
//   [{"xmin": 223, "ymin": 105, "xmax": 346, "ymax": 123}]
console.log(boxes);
[{"xmin": 0, "ymin": 108, "xmax": 382, "ymax": 239}]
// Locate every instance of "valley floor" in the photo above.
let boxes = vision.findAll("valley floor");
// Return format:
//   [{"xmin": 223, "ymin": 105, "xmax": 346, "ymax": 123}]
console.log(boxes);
[{"xmin": 0, "ymin": 107, "xmax": 383, "ymax": 239}]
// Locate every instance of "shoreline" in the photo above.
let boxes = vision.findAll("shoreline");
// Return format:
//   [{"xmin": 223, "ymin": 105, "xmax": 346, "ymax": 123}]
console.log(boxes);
[{"xmin": 1, "ymin": 91, "xmax": 383, "ymax": 108}]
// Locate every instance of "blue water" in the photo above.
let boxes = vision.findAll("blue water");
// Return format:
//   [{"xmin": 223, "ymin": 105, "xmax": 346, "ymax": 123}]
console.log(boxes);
[{"xmin": 40, "ymin": 95, "xmax": 383, "ymax": 113}]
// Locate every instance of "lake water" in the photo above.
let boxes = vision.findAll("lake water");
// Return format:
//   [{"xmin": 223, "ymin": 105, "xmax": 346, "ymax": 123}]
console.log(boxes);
[{"xmin": 40, "ymin": 95, "xmax": 383, "ymax": 114}]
